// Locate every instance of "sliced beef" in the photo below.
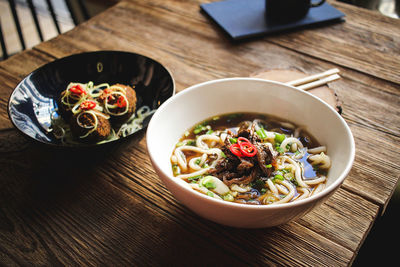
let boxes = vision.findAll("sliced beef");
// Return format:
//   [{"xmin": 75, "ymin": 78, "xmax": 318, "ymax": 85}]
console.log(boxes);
[
  {"xmin": 237, "ymin": 121, "xmax": 252, "ymax": 138},
  {"xmin": 238, "ymin": 119, "xmax": 263, "ymax": 143},
  {"xmin": 237, "ymin": 158, "xmax": 254, "ymax": 173},
  {"xmin": 222, "ymin": 168, "xmax": 259, "ymax": 186},
  {"xmin": 255, "ymin": 142, "xmax": 278, "ymax": 176},
  {"xmin": 250, "ymin": 119, "xmax": 262, "ymax": 143},
  {"xmin": 210, "ymin": 123, "xmax": 278, "ymax": 186},
  {"xmin": 210, "ymin": 146, "xmax": 239, "ymax": 174}
]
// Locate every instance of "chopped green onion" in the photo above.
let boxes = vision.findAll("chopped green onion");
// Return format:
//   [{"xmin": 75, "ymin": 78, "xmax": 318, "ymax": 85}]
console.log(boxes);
[
  {"xmin": 193, "ymin": 128, "xmax": 202, "ymax": 134},
  {"xmin": 193, "ymin": 125, "xmax": 202, "ymax": 134},
  {"xmin": 223, "ymin": 193, "xmax": 234, "ymax": 201},
  {"xmin": 176, "ymin": 142, "xmax": 184, "ymax": 147},
  {"xmin": 229, "ymin": 137, "xmax": 238, "ymax": 144},
  {"xmin": 274, "ymin": 174, "xmax": 284, "ymax": 181},
  {"xmin": 194, "ymin": 124, "xmax": 208, "ymax": 134},
  {"xmin": 204, "ymin": 181, "xmax": 216, "ymax": 189},
  {"xmin": 276, "ymin": 146, "xmax": 284, "ymax": 154},
  {"xmin": 221, "ymin": 151, "xmax": 227, "ymax": 158},
  {"xmin": 188, "ymin": 175, "xmax": 202, "ymax": 181},
  {"xmin": 186, "ymin": 140, "xmax": 196, "ymax": 146},
  {"xmin": 261, "ymin": 188, "xmax": 267, "ymax": 194},
  {"xmin": 201, "ymin": 176, "xmax": 217, "ymax": 189},
  {"xmin": 265, "ymin": 164, "xmax": 272, "ymax": 168},
  {"xmin": 256, "ymin": 128, "xmax": 267, "ymax": 140},
  {"xmin": 274, "ymin": 133, "xmax": 286, "ymax": 144},
  {"xmin": 195, "ymin": 159, "xmax": 201, "ymax": 165},
  {"xmin": 207, "ymin": 191, "xmax": 215, "ymax": 197},
  {"xmin": 172, "ymin": 164, "xmax": 180, "ymax": 176}
]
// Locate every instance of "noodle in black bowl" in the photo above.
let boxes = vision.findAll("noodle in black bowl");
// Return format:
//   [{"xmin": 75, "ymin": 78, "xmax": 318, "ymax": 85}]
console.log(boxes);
[
  {"xmin": 7, "ymin": 51, "xmax": 175, "ymax": 147},
  {"xmin": 146, "ymin": 78, "xmax": 355, "ymax": 228}
]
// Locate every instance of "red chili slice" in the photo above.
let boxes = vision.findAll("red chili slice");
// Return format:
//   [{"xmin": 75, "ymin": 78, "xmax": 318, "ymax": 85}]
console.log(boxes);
[
  {"xmin": 103, "ymin": 88, "xmax": 112, "ymax": 95},
  {"xmin": 100, "ymin": 89, "xmax": 114, "ymax": 102},
  {"xmin": 80, "ymin": 100, "xmax": 96, "ymax": 110},
  {"xmin": 116, "ymin": 96, "xmax": 127, "ymax": 108},
  {"xmin": 239, "ymin": 142, "xmax": 257, "ymax": 157},
  {"xmin": 69, "ymin": 85, "xmax": 86, "ymax": 95},
  {"xmin": 237, "ymin": 137, "xmax": 251, "ymax": 145},
  {"xmin": 229, "ymin": 136, "xmax": 258, "ymax": 158},
  {"xmin": 229, "ymin": 143, "xmax": 244, "ymax": 157}
]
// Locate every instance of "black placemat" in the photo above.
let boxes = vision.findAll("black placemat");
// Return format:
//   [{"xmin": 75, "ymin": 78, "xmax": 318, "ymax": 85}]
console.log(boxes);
[{"xmin": 200, "ymin": 0, "xmax": 345, "ymax": 40}]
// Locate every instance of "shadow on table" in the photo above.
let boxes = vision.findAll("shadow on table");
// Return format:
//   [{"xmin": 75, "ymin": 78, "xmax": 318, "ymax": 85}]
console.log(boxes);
[{"xmin": 0, "ymin": 128, "xmax": 144, "ymax": 209}]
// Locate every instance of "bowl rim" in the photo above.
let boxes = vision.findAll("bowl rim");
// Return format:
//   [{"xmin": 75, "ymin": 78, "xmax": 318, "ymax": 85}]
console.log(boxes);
[
  {"xmin": 147, "ymin": 77, "xmax": 355, "ymax": 210},
  {"xmin": 7, "ymin": 50, "xmax": 176, "ymax": 147}
]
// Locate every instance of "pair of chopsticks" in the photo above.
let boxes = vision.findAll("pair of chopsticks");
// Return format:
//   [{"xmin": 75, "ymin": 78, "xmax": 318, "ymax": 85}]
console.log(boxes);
[{"xmin": 286, "ymin": 68, "xmax": 341, "ymax": 90}]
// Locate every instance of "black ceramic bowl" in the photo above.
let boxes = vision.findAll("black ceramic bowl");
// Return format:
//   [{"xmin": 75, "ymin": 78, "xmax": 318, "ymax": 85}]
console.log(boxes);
[{"xmin": 7, "ymin": 51, "xmax": 175, "ymax": 147}]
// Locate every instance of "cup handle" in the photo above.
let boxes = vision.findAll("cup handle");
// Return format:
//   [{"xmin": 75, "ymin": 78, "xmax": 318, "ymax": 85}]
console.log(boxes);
[{"xmin": 311, "ymin": 0, "xmax": 325, "ymax": 7}]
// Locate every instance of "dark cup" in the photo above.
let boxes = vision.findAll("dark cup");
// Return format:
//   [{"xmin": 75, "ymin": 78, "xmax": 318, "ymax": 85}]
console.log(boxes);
[{"xmin": 266, "ymin": 0, "xmax": 326, "ymax": 23}]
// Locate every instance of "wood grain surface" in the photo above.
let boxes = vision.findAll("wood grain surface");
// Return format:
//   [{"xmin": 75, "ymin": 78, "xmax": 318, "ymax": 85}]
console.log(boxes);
[{"xmin": 0, "ymin": 0, "xmax": 399, "ymax": 266}]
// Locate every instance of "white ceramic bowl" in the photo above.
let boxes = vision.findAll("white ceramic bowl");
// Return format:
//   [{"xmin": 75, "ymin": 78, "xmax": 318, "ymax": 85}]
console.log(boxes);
[{"xmin": 146, "ymin": 78, "xmax": 355, "ymax": 228}]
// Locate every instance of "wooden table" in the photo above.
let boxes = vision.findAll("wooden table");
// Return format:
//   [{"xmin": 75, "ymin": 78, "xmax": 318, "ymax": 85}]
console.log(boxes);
[{"xmin": 0, "ymin": 0, "xmax": 399, "ymax": 265}]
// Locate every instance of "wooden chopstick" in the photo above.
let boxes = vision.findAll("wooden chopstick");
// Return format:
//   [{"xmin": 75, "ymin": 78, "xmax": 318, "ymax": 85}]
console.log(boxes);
[
  {"xmin": 286, "ymin": 68, "xmax": 341, "ymax": 90},
  {"xmin": 296, "ymin": 74, "xmax": 341, "ymax": 90}
]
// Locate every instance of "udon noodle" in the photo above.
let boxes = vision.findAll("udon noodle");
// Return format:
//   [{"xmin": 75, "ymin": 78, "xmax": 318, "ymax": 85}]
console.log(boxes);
[{"xmin": 170, "ymin": 113, "xmax": 331, "ymax": 205}]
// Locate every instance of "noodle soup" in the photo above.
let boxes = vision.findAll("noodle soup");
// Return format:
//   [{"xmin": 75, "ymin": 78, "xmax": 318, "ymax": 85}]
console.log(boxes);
[{"xmin": 170, "ymin": 112, "xmax": 331, "ymax": 205}]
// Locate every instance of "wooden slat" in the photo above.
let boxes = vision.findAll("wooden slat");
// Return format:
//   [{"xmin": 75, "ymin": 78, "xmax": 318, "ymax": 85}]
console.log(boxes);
[
  {"xmin": 0, "ymin": 49, "xmax": 55, "ymax": 79},
  {"xmin": 0, "ymin": 69, "xmax": 20, "ymax": 129},
  {"xmin": 342, "ymin": 123, "xmax": 400, "ymax": 206}
]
